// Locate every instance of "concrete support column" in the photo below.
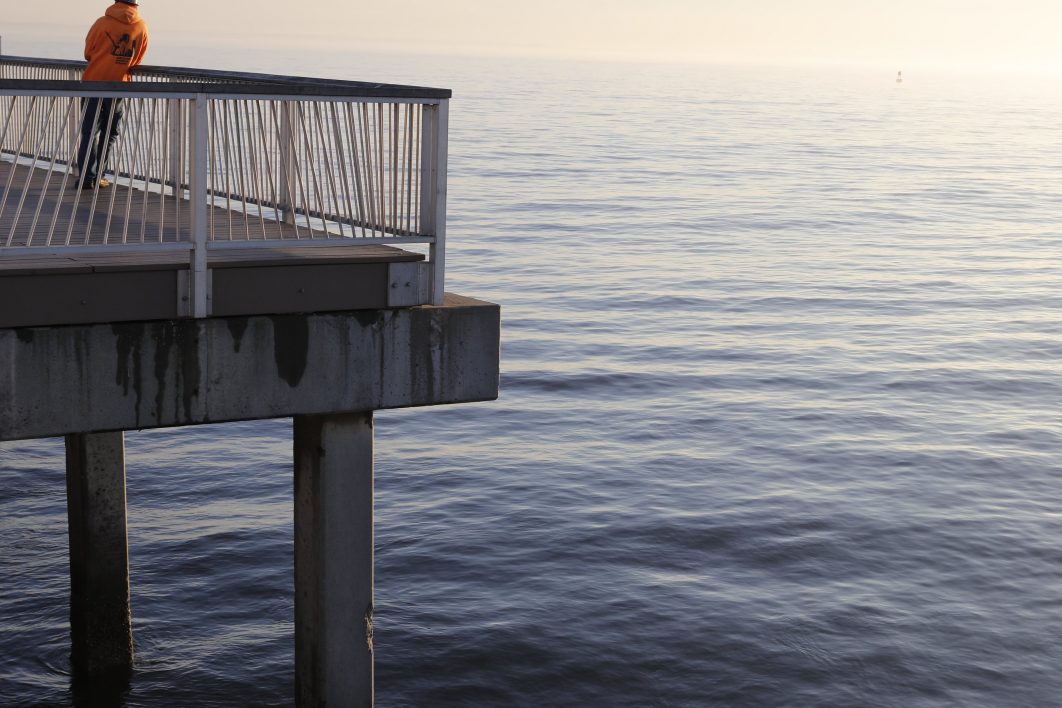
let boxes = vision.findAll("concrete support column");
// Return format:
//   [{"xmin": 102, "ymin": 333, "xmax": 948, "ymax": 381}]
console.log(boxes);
[
  {"xmin": 64, "ymin": 431, "xmax": 133, "ymax": 676},
  {"xmin": 294, "ymin": 412, "xmax": 375, "ymax": 707}
]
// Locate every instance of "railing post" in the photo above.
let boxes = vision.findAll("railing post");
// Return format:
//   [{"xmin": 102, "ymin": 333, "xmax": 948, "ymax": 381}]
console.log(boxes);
[
  {"xmin": 167, "ymin": 99, "xmax": 182, "ymax": 193},
  {"xmin": 427, "ymin": 99, "xmax": 448, "ymax": 305},
  {"xmin": 189, "ymin": 93, "xmax": 209, "ymax": 317}
]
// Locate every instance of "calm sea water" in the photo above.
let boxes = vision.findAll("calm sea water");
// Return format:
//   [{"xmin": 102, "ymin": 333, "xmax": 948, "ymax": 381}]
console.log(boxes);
[{"xmin": 3, "ymin": 41, "xmax": 1062, "ymax": 706}]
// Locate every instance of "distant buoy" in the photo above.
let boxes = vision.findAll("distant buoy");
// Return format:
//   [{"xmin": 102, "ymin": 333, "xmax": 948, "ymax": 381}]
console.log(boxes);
[{"xmin": 896, "ymin": 71, "xmax": 903, "ymax": 84}]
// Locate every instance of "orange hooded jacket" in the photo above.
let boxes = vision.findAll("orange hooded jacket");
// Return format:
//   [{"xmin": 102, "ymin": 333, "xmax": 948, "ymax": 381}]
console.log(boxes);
[{"xmin": 83, "ymin": 2, "xmax": 149, "ymax": 81}]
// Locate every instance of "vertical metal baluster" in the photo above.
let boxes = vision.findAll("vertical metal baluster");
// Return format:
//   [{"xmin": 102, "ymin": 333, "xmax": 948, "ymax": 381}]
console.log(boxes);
[
  {"xmin": 242, "ymin": 100, "xmax": 267, "ymax": 240},
  {"xmin": 400, "ymin": 103, "xmax": 409, "ymax": 235},
  {"xmin": 378, "ymin": 104, "xmax": 386, "ymax": 237},
  {"xmin": 314, "ymin": 102, "xmax": 344, "ymax": 237},
  {"xmin": 394, "ymin": 102, "xmax": 403, "ymax": 236},
  {"xmin": 208, "ymin": 100, "xmax": 219, "ymax": 240},
  {"xmin": 273, "ymin": 101, "xmax": 296, "ymax": 238},
  {"xmin": 359, "ymin": 103, "xmax": 376, "ymax": 237},
  {"xmin": 343, "ymin": 102, "xmax": 368, "ymax": 238},
  {"xmin": 53, "ymin": 98, "xmax": 92, "ymax": 244},
  {"xmin": 6, "ymin": 95, "xmax": 57, "ymax": 247},
  {"xmin": 231, "ymin": 100, "xmax": 252, "ymax": 240},
  {"xmin": 0, "ymin": 95, "xmax": 16, "ymax": 157},
  {"xmin": 219, "ymin": 101, "xmax": 235, "ymax": 240},
  {"xmin": 403, "ymin": 102, "xmax": 412, "ymax": 236},
  {"xmin": 120, "ymin": 97, "xmax": 142, "ymax": 245},
  {"xmin": 413, "ymin": 104, "xmax": 421, "ymax": 235},
  {"xmin": 372, "ymin": 103, "xmax": 380, "ymax": 236},
  {"xmin": 224, "ymin": 99, "xmax": 240, "ymax": 238},
  {"xmin": 138, "ymin": 98, "xmax": 160, "ymax": 244},
  {"xmin": 164, "ymin": 99, "xmax": 178, "ymax": 197},
  {"xmin": 304, "ymin": 102, "xmax": 319, "ymax": 234},
  {"xmin": 270, "ymin": 100, "xmax": 287, "ymax": 238},
  {"xmin": 257, "ymin": 101, "xmax": 286, "ymax": 239},
  {"xmin": 47, "ymin": 95, "xmax": 79, "ymax": 247},
  {"xmin": 279, "ymin": 101, "xmax": 310, "ymax": 238},
  {"xmin": 172, "ymin": 99, "xmax": 182, "ymax": 239},
  {"xmin": 329, "ymin": 102, "xmax": 357, "ymax": 239},
  {"xmin": 118, "ymin": 97, "xmax": 148, "ymax": 244},
  {"xmin": 101, "ymin": 97, "xmax": 132, "ymax": 244},
  {"xmin": 120, "ymin": 97, "xmax": 140, "ymax": 244},
  {"xmin": 27, "ymin": 96, "xmax": 77, "ymax": 247},
  {"xmin": 83, "ymin": 98, "xmax": 119, "ymax": 245},
  {"xmin": 391, "ymin": 103, "xmax": 398, "ymax": 237},
  {"xmin": 0, "ymin": 95, "xmax": 38, "ymax": 228},
  {"xmin": 151, "ymin": 98, "xmax": 166, "ymax": 243},
  {"xmin": 313, "ymin": 102, "xmax": 336, "ymax": 235},
  {"xmin": 288, "ymin": 102, "xmax": 315, "ymax": 238},
  {"xmin": 298, "ymin": 103, "xmax": 326, "ymax": 237},
  {"xmin": 406, "ymin": 104, "xmax": 415, "ymax": 236}
]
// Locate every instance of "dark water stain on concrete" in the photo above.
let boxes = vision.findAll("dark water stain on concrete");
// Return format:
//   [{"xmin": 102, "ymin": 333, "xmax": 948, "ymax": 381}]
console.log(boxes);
[
  {"xmin": 151, "ymin": 321, "xmax": 202, "ymax": 422},
  {"xmin": 178, "ymin": 322, "xmax": 202, "ymax": 420},
  {"xmin": 15, "ymin": 328, "xmax": 34, "ymax": 344},
  {"xmin": 152, "ymin": 323, "xmax": 174, "ymax": 423},
  {"xmin": 112, "ymin": 324, "xmax": 144, "ymax": 422},
  {"xmin": 408, "ymin": 308, "xmax": 436, "ymax": 401},
  {"xmin": 353, "ymin": 310, "xmax": 383, "ymax": 329},
  {"xmin": 270, "ymin": 315, "xmax": 309, "ymax": 388},
  {"xmin": 227, "ymin": 318, "xmax": 249, "ymax": 353}
]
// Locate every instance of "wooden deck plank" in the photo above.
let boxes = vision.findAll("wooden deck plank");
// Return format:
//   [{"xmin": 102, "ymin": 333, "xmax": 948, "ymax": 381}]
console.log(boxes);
[{"xmin": 207, "ymin": 245, "xmax": 423, "ymax": 268}]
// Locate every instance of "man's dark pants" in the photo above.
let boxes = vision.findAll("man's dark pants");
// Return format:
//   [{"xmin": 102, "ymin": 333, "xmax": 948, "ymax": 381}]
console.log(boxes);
[{"xmin": 76, "ymin": 97, "xmax": 124, "ymax": 185}]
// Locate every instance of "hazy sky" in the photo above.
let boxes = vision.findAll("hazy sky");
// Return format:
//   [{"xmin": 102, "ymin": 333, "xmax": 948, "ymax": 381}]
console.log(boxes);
[{"xmin": 6, "ymin": 0, "xmax": 1062, "ymax": 72}]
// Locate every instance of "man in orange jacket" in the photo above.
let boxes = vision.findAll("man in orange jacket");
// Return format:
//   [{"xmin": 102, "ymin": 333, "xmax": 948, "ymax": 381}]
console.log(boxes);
[{"xmin": 76, "ymin": 0, "xmax": 149, "ymax": 189}]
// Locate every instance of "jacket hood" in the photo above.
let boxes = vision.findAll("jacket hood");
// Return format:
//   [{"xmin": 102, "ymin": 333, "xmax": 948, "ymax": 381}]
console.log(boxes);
[{"xmin": 105, "ymin": 3, "xmax": 141, "ymax": 24}]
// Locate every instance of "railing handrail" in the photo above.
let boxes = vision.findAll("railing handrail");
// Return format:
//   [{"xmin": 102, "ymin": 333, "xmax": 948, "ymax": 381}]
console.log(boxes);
[
  {"xmin": 0, "ymin": 55, "xmax": 452, "ymax": 100},
  {"xmin": 0, "ymin": 79, "xmax": 447, "ymax": 101}
]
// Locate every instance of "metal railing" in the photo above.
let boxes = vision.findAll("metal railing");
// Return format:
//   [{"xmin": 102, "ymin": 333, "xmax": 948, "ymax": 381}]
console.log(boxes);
[{"xmin": 0, "ymin": 55, "xmax": 450, "ymax": 308}]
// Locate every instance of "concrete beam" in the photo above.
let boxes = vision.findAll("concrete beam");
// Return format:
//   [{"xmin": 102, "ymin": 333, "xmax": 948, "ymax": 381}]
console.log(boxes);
[
  {"xmin": 65, "ymin": 431, "xmax": 133, "ymax": 676},
  {"xmin": 294, "ymin": 412, "xmax": 374, "ymax": 707},
  {"xmin": 0, "ymin": 294, "xmax": 499, "ymax": 442}
]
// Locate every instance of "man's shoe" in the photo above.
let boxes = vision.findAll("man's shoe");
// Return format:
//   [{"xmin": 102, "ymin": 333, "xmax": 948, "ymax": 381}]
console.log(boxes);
[{"xmin": 80, "ymin": 178, "xmax": 110, "ymax": 190}]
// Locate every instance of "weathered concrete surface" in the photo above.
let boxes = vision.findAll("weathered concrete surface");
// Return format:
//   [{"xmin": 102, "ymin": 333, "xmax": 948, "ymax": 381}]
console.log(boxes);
[
  {"xmin": 65, "ymin": 431, "xmax": 133, "ymax": 676},
  {"xmin": 0, "ymin": 294, "xmax": 499, "ymax": 442},
  {"xmin": 294, "ymin": 412, "xmax": 374, "ymax": 707}
]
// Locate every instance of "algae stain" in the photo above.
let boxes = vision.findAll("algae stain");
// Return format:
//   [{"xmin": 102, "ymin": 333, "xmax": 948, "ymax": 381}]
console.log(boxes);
[
  {"xmin": 112, "ymin": 323, "xmax": 145, "ymax": 422},
  {"xmin": 151, "ymin": 321, "xmax": 203, "ymax": 422},
  {"xmin": 353, "ymin": 310, "xmax": 382, "ymax": 329},
  {"xmin": 227, "ymin": 318, "xmax": 249, "ymax": 353},
  {"xmin": 179, "ymin": 322, "xmax": 202, "ymax": 420},
  {"xmin": 152, "ymin": 322, "xmax": 174, "ymax": 423},
  {"xmin": 270, "ymin": 315, "xmax": 309, "ymax": 388}
]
